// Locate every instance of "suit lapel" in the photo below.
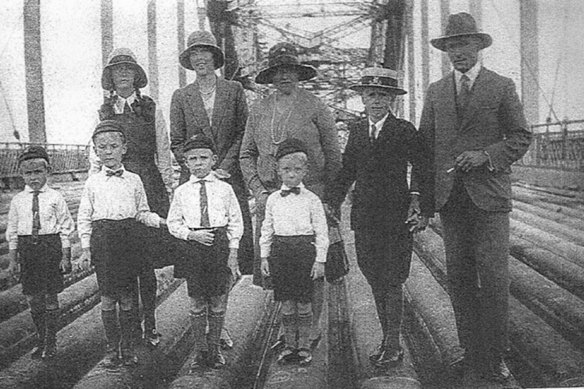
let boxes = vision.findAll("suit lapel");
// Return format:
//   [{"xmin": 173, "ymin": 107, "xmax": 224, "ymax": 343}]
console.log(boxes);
[
  {"xmin": 185, "ymin": 81, "xmax": 214, "ymax": 140},
  {"xmin": 460, "ymin": 68, "xmax": 488, "ymax": 129},
  {"xmin": 211, "ymin": 78, "xmax": 228, "ymax": 137},
  {"xmin": 438, "ymin": 73, "xmax": 459, "ymax": 127}
]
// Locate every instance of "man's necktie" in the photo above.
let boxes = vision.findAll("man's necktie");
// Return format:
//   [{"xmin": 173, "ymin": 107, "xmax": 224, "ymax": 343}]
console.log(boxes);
[
  {"xmin": 198, "ymin": 180, "xmax": 210, "ymax": 227},
  {"xmin": 32, "ymin": 191, "xmax": 41, "ymax": 240},
  {"xmin": 457, "ymin": 74, "xmax": 471, "ymax": 114},
  {"xmin": 370, "ymin": 124, "xmax": 377, "ymax": 143},
  {"xmin": 123, "ymin": 101, "xmax": 132, "ymax": 114},
  {"xmin": 281, "ymin": 187, "xmax": 301, "ymax": 197},
  {"xmin": 106, "ymin": 169, "xmax": 124, "ymax": 177}
]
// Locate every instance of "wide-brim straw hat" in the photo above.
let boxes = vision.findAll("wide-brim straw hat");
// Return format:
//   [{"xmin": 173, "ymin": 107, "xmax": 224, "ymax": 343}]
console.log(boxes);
[
  {"xmin": 179, "ymin": 30, "xmax": 225, "ymax": 70},
  {"xmin": 431, "ymin": 12, "xmax": 492, "ymax": 52},
  {"xmin": 255, "ymin": 42, "xmax": 317, "ymax": 85},
  {"xmin": 101, "ymin": 48, "xmax": 148, "ymax": 91},
  {"xmin": 349, "ymin": 67, "xmax": 407, "ymax": 95}
]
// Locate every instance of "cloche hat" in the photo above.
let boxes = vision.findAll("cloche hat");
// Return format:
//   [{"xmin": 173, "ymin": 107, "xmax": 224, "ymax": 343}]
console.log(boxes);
[
  {"xmin": 255, "ymin": 42, "xmax": 317, "ymax": 85},
  {"xmin": 431, "ymin": 12, "xmax": 492, "ymax": 52},
  {"xmin": 350, "ymin": 67, "xmax": 407, "ymax": 95},
  {"xmin": 179, "ymin": 30, "xmax": 225, "ymax": 70},
  {"xmin": 101, "ymin": 48, "xmax": 148, "ymax": 91}
]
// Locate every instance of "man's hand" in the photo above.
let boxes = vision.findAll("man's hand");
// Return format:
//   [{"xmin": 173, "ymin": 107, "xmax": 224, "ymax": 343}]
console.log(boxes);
[
  {"xmin": 227, "ymin": 248, "xmax": 241, "ymax": 280},
  {"xmin": 78, "ymin": 248, "xmax": 92, "ymax": 271},
  {"xmin": 311, "ymin": 262, "xmax": 325, "ymax": 280},
  {"xmin": 454, "ymin": 150, "xmax": 489, "ymax": 172},
  {"xmin": 188, "ymin": 229, "xmax": 215, "ymax": 246},
  {"xmin": 60, "ymin": 247, "xmax": 72, "ymax": 274},
  {"xmin": 406, "ymin": 195, "xmax": 428, "ymax": 233},
  {"xmin": 324, "ymin": 203, "xmax": 341, "ymax": 225},
  {"xmin": 261, "ymin": 257, "xmax": 270, "ymax": 277},
  {"xmin": 7, "ymin": 250, "xmax": 19, "ymax": 280},
  {"xmin": 255, "ymin": 191, "xmax": 270, "ymax": 218}
]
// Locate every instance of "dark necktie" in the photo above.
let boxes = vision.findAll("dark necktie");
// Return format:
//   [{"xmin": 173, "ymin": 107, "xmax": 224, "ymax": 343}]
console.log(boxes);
[
  {"xmin": 32, "ymin": 191, "xmax": 41, "ymax": 240},
  {"xmin": 281, "ymin": 187, "xmax": 301, "ymax": 197},
  {"xmin": 123, "ymin": 101, "xmax": 132, "ymax": 114},
  {"xmin": 198, "ymin": 180, "xmax": 210, "ymax": 227},
  {"xmin": 370, "ymin": 124, "xmax": 377, "ymax": 143},
  {"xmin": 457, "ymin": 74, "xmax": 471, "ymax": 114},
  {"xmin": 106, "ymin": 169, "xmax": 124, "ymax": 177}
]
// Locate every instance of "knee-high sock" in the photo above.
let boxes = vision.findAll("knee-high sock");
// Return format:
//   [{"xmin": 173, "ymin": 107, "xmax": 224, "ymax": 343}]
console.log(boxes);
[
  {"xmin": 119, "ymin": 309, "xmax": 134, "ymax": 350},
  {"xmin": 297, "ymin": 311, "xmax": 313, "ymax": 350},
  {"xmin": 101, "ymin": 309, "xmax": 120, "ymax": 348},
  {"xmin": 384, "ymin": 285, "xmax": 404, "ymax": 351},
  {"xmin": 281, "ymin": 313, "xmax": 298, "ymax": 349},
  {"xmin": 207, "ymin": 311, "xmax": 225, "ymax": 352},
  {"xmin": 190, "ymin": 310, "xmax": 208, "ymax": 353},
  {"xmin": 140, "ymin": 267, "xmax": 157, "ymax": 332},
  {"xmin": 371, "ymin": 288, "xmax": 388, "ymax": 340},
  {"xmin": 45, "ymin": 308, "xmax": 59, "ymax": 347},
  {"xmin": 30, "ymin": 305, "xmax": 46, "ymax": 346}
]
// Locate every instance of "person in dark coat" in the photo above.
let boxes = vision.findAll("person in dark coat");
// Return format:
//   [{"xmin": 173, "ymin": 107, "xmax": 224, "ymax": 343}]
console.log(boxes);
[
  {"xmin": 419, "ymin": 13, "xmax": 532, "ymax": 382},
  {"xmin": 325, "ymin": 67, "xmax": 433, "ymax": 367}
]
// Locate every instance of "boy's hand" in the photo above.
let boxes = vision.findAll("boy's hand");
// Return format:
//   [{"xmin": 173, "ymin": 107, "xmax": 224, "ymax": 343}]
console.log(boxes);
[
  {"xmin": 227, "ymin": 248, "xmax": 241, "ymax": 280},
  {"xmin": 324, "ymin": 203, "xmax": 341, "ymax": 225},
  {"xmin": 7, "ymin": 250, "xmax": 19, "ymax": 280},
  {"xmin": 78, "ymin": 248, "xmax": 92, "ymax": 271},
  {"xmin": 260, "ymin": 257, "xmax": 270, "ymax": 277},
  {"xmin": 159, "ymin": 218, "xmax": 167, "ymax": 226},
  {"xmin": 60, "ymin": 248, "xmax": 72, "ymax": 274},
  {"xmin": 311, "ymin": 262, "xmax": 325, "ymax": 280},
  {"xmin": 406, "ymin": 195, "xmax": 427, "ymax": 233},
  {"xmin": 188, "ymin": 229, "xmax": 215, "ymax": 246}
]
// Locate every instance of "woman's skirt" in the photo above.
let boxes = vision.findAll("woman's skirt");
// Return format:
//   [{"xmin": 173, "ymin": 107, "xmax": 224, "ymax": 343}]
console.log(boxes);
[
  {"xmin": 18, "ymin": 234, "xmax": 64, "ymax": 296},
  {"xmin": 269, "ymin": 235, "xmax": 316, "ymax": 303}
]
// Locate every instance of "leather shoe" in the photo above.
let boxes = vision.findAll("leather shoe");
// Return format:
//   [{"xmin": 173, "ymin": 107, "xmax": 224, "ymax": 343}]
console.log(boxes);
[
  {"xmin": 374, "ymin": 348, "xmax": 403, "ymax": 367},
  {"xmin": 209, "ymin": 349, "xmax": 226, "ymax": 369},
  {"xmin": 189, "ymin": 351, "xmax": 209, "ymax": 372},
  {"xmin": 368, "ymin": 343, "xmax": 384, "ymax": 363},
  {"xmin": 489, "ymin": 357, "xmax": 511, "ymax": 383}
]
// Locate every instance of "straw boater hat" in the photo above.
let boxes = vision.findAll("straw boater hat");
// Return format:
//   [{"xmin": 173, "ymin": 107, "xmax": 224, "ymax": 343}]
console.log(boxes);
[
  {"xmin": 255, "ymin": 42, "xmax": 317, "ymax": 85},
  {"xmin": 179, "ymin": 30, "xmax": 225, "ymax": 70},
  {"xmin": 431, "ymin": 12, "xmax": 492, "ymax": 52},
  {"xmin": 101, "ymin": 48, "xmax": 148, "ymax": 91},
  {"xmin": 350, "ymin": 67, "xmax": 407, "ymax": 95}
]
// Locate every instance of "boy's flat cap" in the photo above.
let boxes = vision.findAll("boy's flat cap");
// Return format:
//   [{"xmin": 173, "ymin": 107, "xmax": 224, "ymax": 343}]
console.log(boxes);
[
  {"xmin": 18, "ymin": 145, "xmax": 50, "ymax": 165},
  {"xmin": 275, "ymin": 138, "xmax": 308, "ymax": 161},
  {"xmin": 184, "ymin": 134, "xmax": 216, "ymax": 154}
]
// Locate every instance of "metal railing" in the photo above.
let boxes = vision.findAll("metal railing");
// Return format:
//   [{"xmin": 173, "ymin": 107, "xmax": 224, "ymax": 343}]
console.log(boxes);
[
  {"xmin": 517, "ymin": 120, "xmax": 584, "ymax": 172},
  {"xmin": 0, "ymin": 142, "xmax": 90, "ymax": 178}
]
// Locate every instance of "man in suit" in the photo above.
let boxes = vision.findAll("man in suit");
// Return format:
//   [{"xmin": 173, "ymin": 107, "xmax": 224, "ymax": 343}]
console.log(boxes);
[
  {"xmin": 325, "ymin": 67, "xmax": 433, "ymax": 367},
  {"xmin": 170, "ymin": 31, "xmax": 253, "ymax": 277},
  {"xmin": 419, "ymin": 13, "xmax": 532, "ymax": 382}
]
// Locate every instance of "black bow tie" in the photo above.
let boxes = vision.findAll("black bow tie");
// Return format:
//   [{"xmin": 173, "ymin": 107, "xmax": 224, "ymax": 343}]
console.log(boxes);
[
  {"xmin": 106, "ymin": 169, "xmax": 123, "ymax": 177},
  {"xmin": 281, "ymin": 187, "xmax": 301, "ymax": 197}
]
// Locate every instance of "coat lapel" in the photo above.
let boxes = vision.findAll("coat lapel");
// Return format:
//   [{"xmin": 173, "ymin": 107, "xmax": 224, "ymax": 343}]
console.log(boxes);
[
  {"xmin": 210, "ymin": 78, "xmax": 228, "ymax": 136},
  {"xmin": 437, "ymin": 73, "xmax": 459, "ymax": 127},
  {"xmin": 185, "ymin": 81, "xmax": 214, "ymax": 140},
  {"xmin": 460, "ymin": 67, "xmax": 488, "ymax": 130}
]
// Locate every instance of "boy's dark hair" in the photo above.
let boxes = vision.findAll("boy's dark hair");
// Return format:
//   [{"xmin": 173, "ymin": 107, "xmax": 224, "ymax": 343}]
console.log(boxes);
[
  {"xmin": 275, "ymin": 138, "xmax": 308, "ymax": 161},
  {"xmin": 184, "ymin": 134, "xmax": 216, "ymax": 154},
  {"xmin": 92, "ymin": 120, "xmax": 127, "ymax": 143},
  {"xmin": 18, "ymin": 145, "xmax": 50, "ymax": 166}
]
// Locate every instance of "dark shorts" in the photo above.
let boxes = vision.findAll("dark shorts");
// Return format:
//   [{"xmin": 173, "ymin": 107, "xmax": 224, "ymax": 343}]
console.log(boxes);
[
  {"xmin": 174, "ymin": 228, "xmax": 232, "ymax": 298},
  {"xmin": 91, "ymin": 219, "xmax": 144, "ymax": 298},
  {"xmin": 269, "ymin": 235, "xmax": 316, "ymax": 303},
  {"xmin": 18, "ymin": 234, "xmax": 64, "ymax": 296}
]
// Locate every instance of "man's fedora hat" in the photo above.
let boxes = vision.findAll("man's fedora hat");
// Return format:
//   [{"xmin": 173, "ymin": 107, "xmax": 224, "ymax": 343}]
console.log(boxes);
[
  {"xmin": 350, "ymin": 67, "xmax": 407, "ymax": 95},
  {"xmin": 102, "ymin": 48, "xmax": 148, "ymax": 91},
  {"xmin": 255, "ymin": 42, "xmax": 317, "ymax": 85},
  {"xmin": 431, "ymin": 12, "xmax": 492, "ymax": 52},
  {"xmin": 179, "ymin": 30, "xmax": 225, "ymax": 70}
]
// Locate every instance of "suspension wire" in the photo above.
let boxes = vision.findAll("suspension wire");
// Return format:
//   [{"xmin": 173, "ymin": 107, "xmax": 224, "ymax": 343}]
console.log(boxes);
[
  {"xmin": 488, "ymin": 0, "xmax": 559, "ymax": 123},
  {"xmin": 547, "ymin": 6, "xmax": 569, "ymax": 122}
]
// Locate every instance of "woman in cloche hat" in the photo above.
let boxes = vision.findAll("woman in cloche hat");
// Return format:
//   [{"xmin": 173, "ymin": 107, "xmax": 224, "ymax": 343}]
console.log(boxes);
[
  {"xmin": 93, "ymin": 47, "xmax": 176, "ymax": 359},
  {"xmin": 169, "ymin": 30, "xmax": 254, "ymax": 367},
  {"xmin": 239, "ymin": 42, "xmax": 342, "ymax": 360}
]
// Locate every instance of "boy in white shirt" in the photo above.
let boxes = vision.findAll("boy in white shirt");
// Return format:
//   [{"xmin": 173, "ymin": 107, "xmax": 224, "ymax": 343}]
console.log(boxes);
[{"xmin": 260, "ymin": 138, "xmax": 329, "ymax": 366}]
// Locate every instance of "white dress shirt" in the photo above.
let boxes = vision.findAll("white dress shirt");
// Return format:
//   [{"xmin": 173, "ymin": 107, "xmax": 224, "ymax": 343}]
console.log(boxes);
[
  {"xmin": 6, "ymin": 184, "xmax": 74, "ymax": 250},
  {"xmin": 455, "ymin": 62, "xmax": 481, "ymax": 94},
  {"xmin": 369, "ymin": 113, "xmax": 389, "ymax": 140},
  {"xmin": 77, "ymin": 166, "xmax": 161, "ymax": 248},
  {"xmin": 260, "ymin": 183, "xmax": 329, "ymax": 263},
  {"xmin": 167, "ymin": 173, "xmax": 243, "ymax": 249},
  {"xmin": 88, "ymin": 92, "xmax": 174, "ymax": 188}
]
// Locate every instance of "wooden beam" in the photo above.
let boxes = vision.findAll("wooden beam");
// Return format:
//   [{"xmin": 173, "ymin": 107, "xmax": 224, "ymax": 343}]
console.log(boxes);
[
  {"xmin": 421, "ymin": 0, "xmax": 429, "ymax": 92},
  {"xmin": 440, "ymin": 0, "xmax": 450, "ymax": 76},
  {"xmin": 406, "ymin": 0, "xmax": 416, "ymax": 122},
  {"xmin": 23, "ymin": 0, "xmax": 46, "ymax": 144},
  {"xmin": 148, "ymin": 0, "xmax": 159, "ymax": 101},
  {"xmin": 177, "ymin": 0, "xmax": 186, "ymax": 88},
  {"xmin": 101, "ymin": 0, "xmax": 113, "ymax": 68},
  {"xmin": 520, "ymin": 0, "xmax": 539, "ymax": 124}
]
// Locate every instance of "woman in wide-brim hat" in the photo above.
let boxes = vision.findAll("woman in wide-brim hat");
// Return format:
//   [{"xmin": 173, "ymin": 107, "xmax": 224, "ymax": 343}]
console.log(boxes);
[
  {"xmin": 92, "ymin": 47, "xmax": 177, "ymax": 355},
  {"xmin": 239, "ymin": 41, "xmax": 342, "ymax": 363}
]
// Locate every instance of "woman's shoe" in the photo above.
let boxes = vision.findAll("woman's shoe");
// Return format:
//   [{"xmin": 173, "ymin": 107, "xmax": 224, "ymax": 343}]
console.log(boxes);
[
  {"xmin": 374, "ymin": 348, "xmax": 403, "ymax": 367},
  {"xmin": 277, "ymin": 346, "xmax": 297, "ymax": 364},
  {"xmin": 297, "ymin": 348, "xmax": 313, "ymax": 366}
]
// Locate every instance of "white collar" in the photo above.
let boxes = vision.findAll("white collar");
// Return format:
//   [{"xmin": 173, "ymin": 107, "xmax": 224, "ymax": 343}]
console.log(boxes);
[
  {"xmin": 280, "ymin": 182, "xmax": 305, "ymax": 191},
  {"xmin": 190, "ymin": 173, "xmax": 216, "ymax": 183},
  {"xmin": 25, "ymin": 184, "xmax": 48, "ymax": 193},
  {"xmin": 455, "ymin": 62, "xmax": 482, "ymax": 88},
  {"xmin": 369, "ymin": 113, "xmax": 389, "ymax": 130},
  {"xmin": 115, "ymin": 92, "xmax": 137, "ymax": 112}
]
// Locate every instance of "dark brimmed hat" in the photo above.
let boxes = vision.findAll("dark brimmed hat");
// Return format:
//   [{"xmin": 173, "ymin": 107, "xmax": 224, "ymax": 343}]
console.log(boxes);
[
  {"xmin": 180, "ymin": 31, "xmax": 225, "ymax": 70},
  {"xmin": 431, "ymin": 12, "xmax": 492, "ymax": 52},
  {"xmin": 255, "ymin": 43, "xmax": 318, "ymax": 85},
  {"xmin": 102, "ymin": 48, "xmax": 148, "ymax": 91},
  {"xmin": 18, "ymin": 145, "xmax": 50, "ymax": 165},
  {"xmin": 92, "ymin": 120, "xmax": 126, "ymax": 142},
  {"xmin": 275, "ymin": 138, "xmax": 308, "ymax": 161},
  {"xmin": 350, "ymin": 67, "xmax": 407, "ymax": 95},
  {"xmin": 184, "ymin": 134, "xmax": 216, "ymax": 154}
]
